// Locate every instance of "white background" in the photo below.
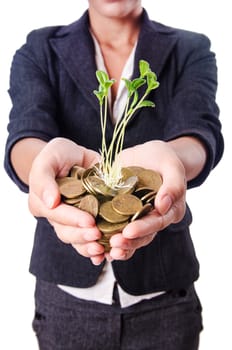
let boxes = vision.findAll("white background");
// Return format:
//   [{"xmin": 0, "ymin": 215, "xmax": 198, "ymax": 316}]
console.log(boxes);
[{"xmin": 0, "ymin": 1, "xmax": 231, "ymax": 349}]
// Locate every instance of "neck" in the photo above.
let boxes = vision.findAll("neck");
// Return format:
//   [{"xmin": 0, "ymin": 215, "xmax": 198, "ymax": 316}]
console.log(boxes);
[{"xmin": 88, "ymin": 7, "xmax": 142, "ymax": 48}]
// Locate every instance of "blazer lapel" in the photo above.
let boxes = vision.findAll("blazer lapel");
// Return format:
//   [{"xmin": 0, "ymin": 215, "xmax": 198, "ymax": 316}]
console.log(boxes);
[
  {"xmin": 126, "ymin": 11, "xmax": 178, "ymax": 122},
  {"xmin": 49, "ymin": 11, "xmax": 100, "ymax": 113},
  {"xmin": 134, "ymin": 11, "xmax": 178, "ymax": 79}
]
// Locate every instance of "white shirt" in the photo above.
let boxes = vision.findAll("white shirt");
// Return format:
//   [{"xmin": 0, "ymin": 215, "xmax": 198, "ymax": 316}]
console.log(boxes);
[{"xmin": 59, "ymin": 33, "xmax": 164, "ymax": 308}]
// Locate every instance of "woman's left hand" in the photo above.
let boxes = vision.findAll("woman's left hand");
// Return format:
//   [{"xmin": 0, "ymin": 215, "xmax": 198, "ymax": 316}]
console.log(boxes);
[{"xmin": 106, "ymin": 140, "xmax": 187, "ymax": 261}]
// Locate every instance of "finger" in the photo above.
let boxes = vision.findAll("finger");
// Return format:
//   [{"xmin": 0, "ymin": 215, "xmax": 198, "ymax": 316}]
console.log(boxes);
[
  {"xmin": 29, "ymin": 138, "xmax": 100, "ymax": 209},
  {"xmin": 110, "ymin": 232, "xmax": 156, "ymax": 251},
  {"xmin": 72, "ymin": 241, "xmax": 105, "ymax": 259},
  {"xmin": 29, "ymin": 169, "xmax": 61, "ymax": 210},
  {"xmin": 122, "ymin": 209, "xmax": 174, "ymax": 239},
  {"xmin": 50, "ymin": 220, "xmax": 101, "ymax": 244},
  {"xmin": 109, "ymin": 247, "xmax": 135, "ymax": 261},
  {"xmin": 91, "ymin": 255, "xmax": 105, "ymax": 266},
  {"xmin": 46, "ymin": 202, "xmax": 97, "ymax": 227},
  {"xmin": 82, "ymin": 148, "xmax": 101, "ymax": 169},
  {"xmin": 29, "ymin": 191, "xmax": 96, "ymax": 227},
  {"xmin": 155, "ymin": 161, "xmax": 186, "ymax": 216},
  {"xmin": 29, "ymin": 147, "xmax": 63, "ymax": 209}
]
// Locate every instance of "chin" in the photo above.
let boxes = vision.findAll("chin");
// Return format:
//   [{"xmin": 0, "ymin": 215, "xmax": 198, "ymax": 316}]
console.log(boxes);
[{"xmin": 89, "ymin": 0, "xmax": 142, "ymax": 19}]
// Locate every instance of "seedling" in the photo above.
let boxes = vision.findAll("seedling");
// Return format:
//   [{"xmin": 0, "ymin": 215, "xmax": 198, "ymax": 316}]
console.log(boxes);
[{"xmin": 94, "ymin": 59, "xmax": 159, "ymax": 189}]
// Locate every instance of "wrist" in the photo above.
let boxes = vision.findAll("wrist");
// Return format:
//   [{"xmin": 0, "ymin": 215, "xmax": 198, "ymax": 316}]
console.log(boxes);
[{"xmin": 168, "ymin": 136, "xmax": 207, "ymax": 181}]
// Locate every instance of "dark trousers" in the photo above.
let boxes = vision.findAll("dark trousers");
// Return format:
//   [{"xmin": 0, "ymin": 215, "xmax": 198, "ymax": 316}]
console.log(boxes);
[{"xmin": 32, "ymin": 279, "xmax": 203, "ymax": 350}]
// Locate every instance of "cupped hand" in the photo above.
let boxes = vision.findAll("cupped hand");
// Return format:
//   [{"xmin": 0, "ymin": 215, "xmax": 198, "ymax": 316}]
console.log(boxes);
[
  {"xmin": 107, "ymin": 140, "xmax": 187, "ymax": 260},
  {"xmin": 28, "ymin": 137, "xmax": 105, "ymax": 265}
]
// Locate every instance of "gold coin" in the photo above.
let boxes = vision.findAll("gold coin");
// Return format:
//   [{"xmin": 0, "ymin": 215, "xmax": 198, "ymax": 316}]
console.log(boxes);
[
  {"xmin": 118, "ymin": 175, "xmax": 138, "ymax": 195},
  {"xmin": 82, "ymin": 176, "xmax": 97, "ymax": 195},
  {"xmin": 131, "ymin": 203, "xmax": 153, "ymax": 221},
  {"xmin": 99, "ymin": 200, "xmax": 130, "ymax": 223},
  {"xmin": 112, "ymin": 193, "xmax": 143, "ymax": 215},
  {"xmin": 87, "ymin": 175, "xmax": 116, "ymax": 197},
  {"xmin": 141, "ymin": 190, "xmax": 157, "ymax": 205},
  {"xmin": 64, "ymin": 196, "xmax": 83, "ymax": 205},
  {"xmin": 78, "ymin": 194, "xmax": 99, "ymax": 218},
  {"xmin": 126, "ymin": 166, "xmax": 145, "ymax": 176},
  {"xmin": 97, "ymin": 218, "xmax": 128, "ymax": 234},
  {"xmin": 81, "ymin": 168, "xmax": 97, "ymax": 194},
  {"xmin": 70, "ymin": 165, "xmax": 85, "ymax": 179},
  {"xmin": 120, "ymin": 167, "xmax": 134, "ymax": 181},
  {"xmin": 134, "ymin": 187, "xmax": 154, "ymax": 198},
  {"xmin": 97, "ymin": 239, "xmax": 111, "ymax": 252},
  {"xmin": 137, "ymin": 169, "xmax": 162, "ymax": 192},
  {"xmin": 56, "ymin": 177, "xmax": 86, "ymax": 199}
]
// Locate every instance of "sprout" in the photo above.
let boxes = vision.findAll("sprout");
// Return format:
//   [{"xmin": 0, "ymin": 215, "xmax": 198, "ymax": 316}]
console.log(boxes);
[{"xmin": 94, "ymin": 59, "xmax": 159, "ymax": 189}]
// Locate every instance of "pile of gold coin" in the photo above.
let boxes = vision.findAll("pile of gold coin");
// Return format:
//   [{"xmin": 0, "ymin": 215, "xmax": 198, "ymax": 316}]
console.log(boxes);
[{"xmin": 56, "ymin": 165, "xmax": 162, "ymax": 252}]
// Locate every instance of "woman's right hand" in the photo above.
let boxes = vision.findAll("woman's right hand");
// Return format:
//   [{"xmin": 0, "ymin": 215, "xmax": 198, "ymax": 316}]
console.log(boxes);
[{"xmin": 28, "ymin": 137, "xmax": 105, "ymax": 265}]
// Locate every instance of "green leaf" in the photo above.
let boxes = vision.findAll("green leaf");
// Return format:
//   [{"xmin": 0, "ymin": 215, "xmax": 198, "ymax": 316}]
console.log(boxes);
[
  {"xmin": 104, "ymin": 79, "xmax": 115, "ymax": 90},
  {"xmin": 93, "ymin": 90, "xmax": 104, "ymax": 104},
  {"xmin": 131, "ymin": 78, "xmax": 146, "ymax": 91},
  {"xmin": 146, "ymin": 72, "xmax": 159, "ymax": 91},
  {"xmin": 138, "ymin": 100, "xmax": 155, "ymax": 108},
  {"xmin": 96, "ymin": 70, "xmax": 109, "ymax": 85},
  {"xmin": 122, "ymin": 78, "xmax": 132, "ymax": 93},
  {"xmin": 139, "ymin": 60, "xmax": 150, "ymax": 77}
]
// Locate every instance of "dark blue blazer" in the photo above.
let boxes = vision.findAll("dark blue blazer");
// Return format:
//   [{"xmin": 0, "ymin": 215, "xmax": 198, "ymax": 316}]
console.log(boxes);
[{"xmin": 4, "ymin": 10, "xmax": 224, "ymax": 294}]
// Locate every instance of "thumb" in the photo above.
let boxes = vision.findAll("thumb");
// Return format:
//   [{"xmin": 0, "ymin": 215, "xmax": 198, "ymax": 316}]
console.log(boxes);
[
  {"xmin": 29, "ymin": 161, "xmax": 61, "ymax": 210},
  {"xmin": 42, "ymin": 180, "xmax": 61, "ymax": 209},
  {"xmin": 155, "ymin": 191, "xmax": 173, "ymax": 216}
]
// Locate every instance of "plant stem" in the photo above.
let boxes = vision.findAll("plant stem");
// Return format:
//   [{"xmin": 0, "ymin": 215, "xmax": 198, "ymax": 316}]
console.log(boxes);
[{"xmin": 94, "ymin": 60, "xmax": 159, "ymax": 189}]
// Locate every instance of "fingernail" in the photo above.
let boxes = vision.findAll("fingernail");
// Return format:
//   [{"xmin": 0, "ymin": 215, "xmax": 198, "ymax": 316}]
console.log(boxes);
[{"xmin": 91, "ymin": 259, "xmax": 103, "ymax": 266}]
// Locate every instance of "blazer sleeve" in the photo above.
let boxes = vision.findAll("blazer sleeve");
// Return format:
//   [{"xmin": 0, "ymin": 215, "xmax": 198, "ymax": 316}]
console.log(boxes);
[
  {"xmin": 163, "ymin": 32, "xmax": 224, "ymax": 188},
  {"xmin": 4, "ymin": 28, "xmax": 61, "ymax": 192}
]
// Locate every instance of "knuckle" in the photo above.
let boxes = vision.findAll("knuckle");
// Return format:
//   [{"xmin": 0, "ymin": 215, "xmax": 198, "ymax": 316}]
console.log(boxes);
[
  {"xmin": 173, "ymin": 199, "xmax": 186, "ymax": 223},
  {"xmin": 171, "ymin": 184, "xmax": 186, "ymax": 203},
  {"xmin": 156, "ymin": 214, "xmax": 166, "ymax": 231}
]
